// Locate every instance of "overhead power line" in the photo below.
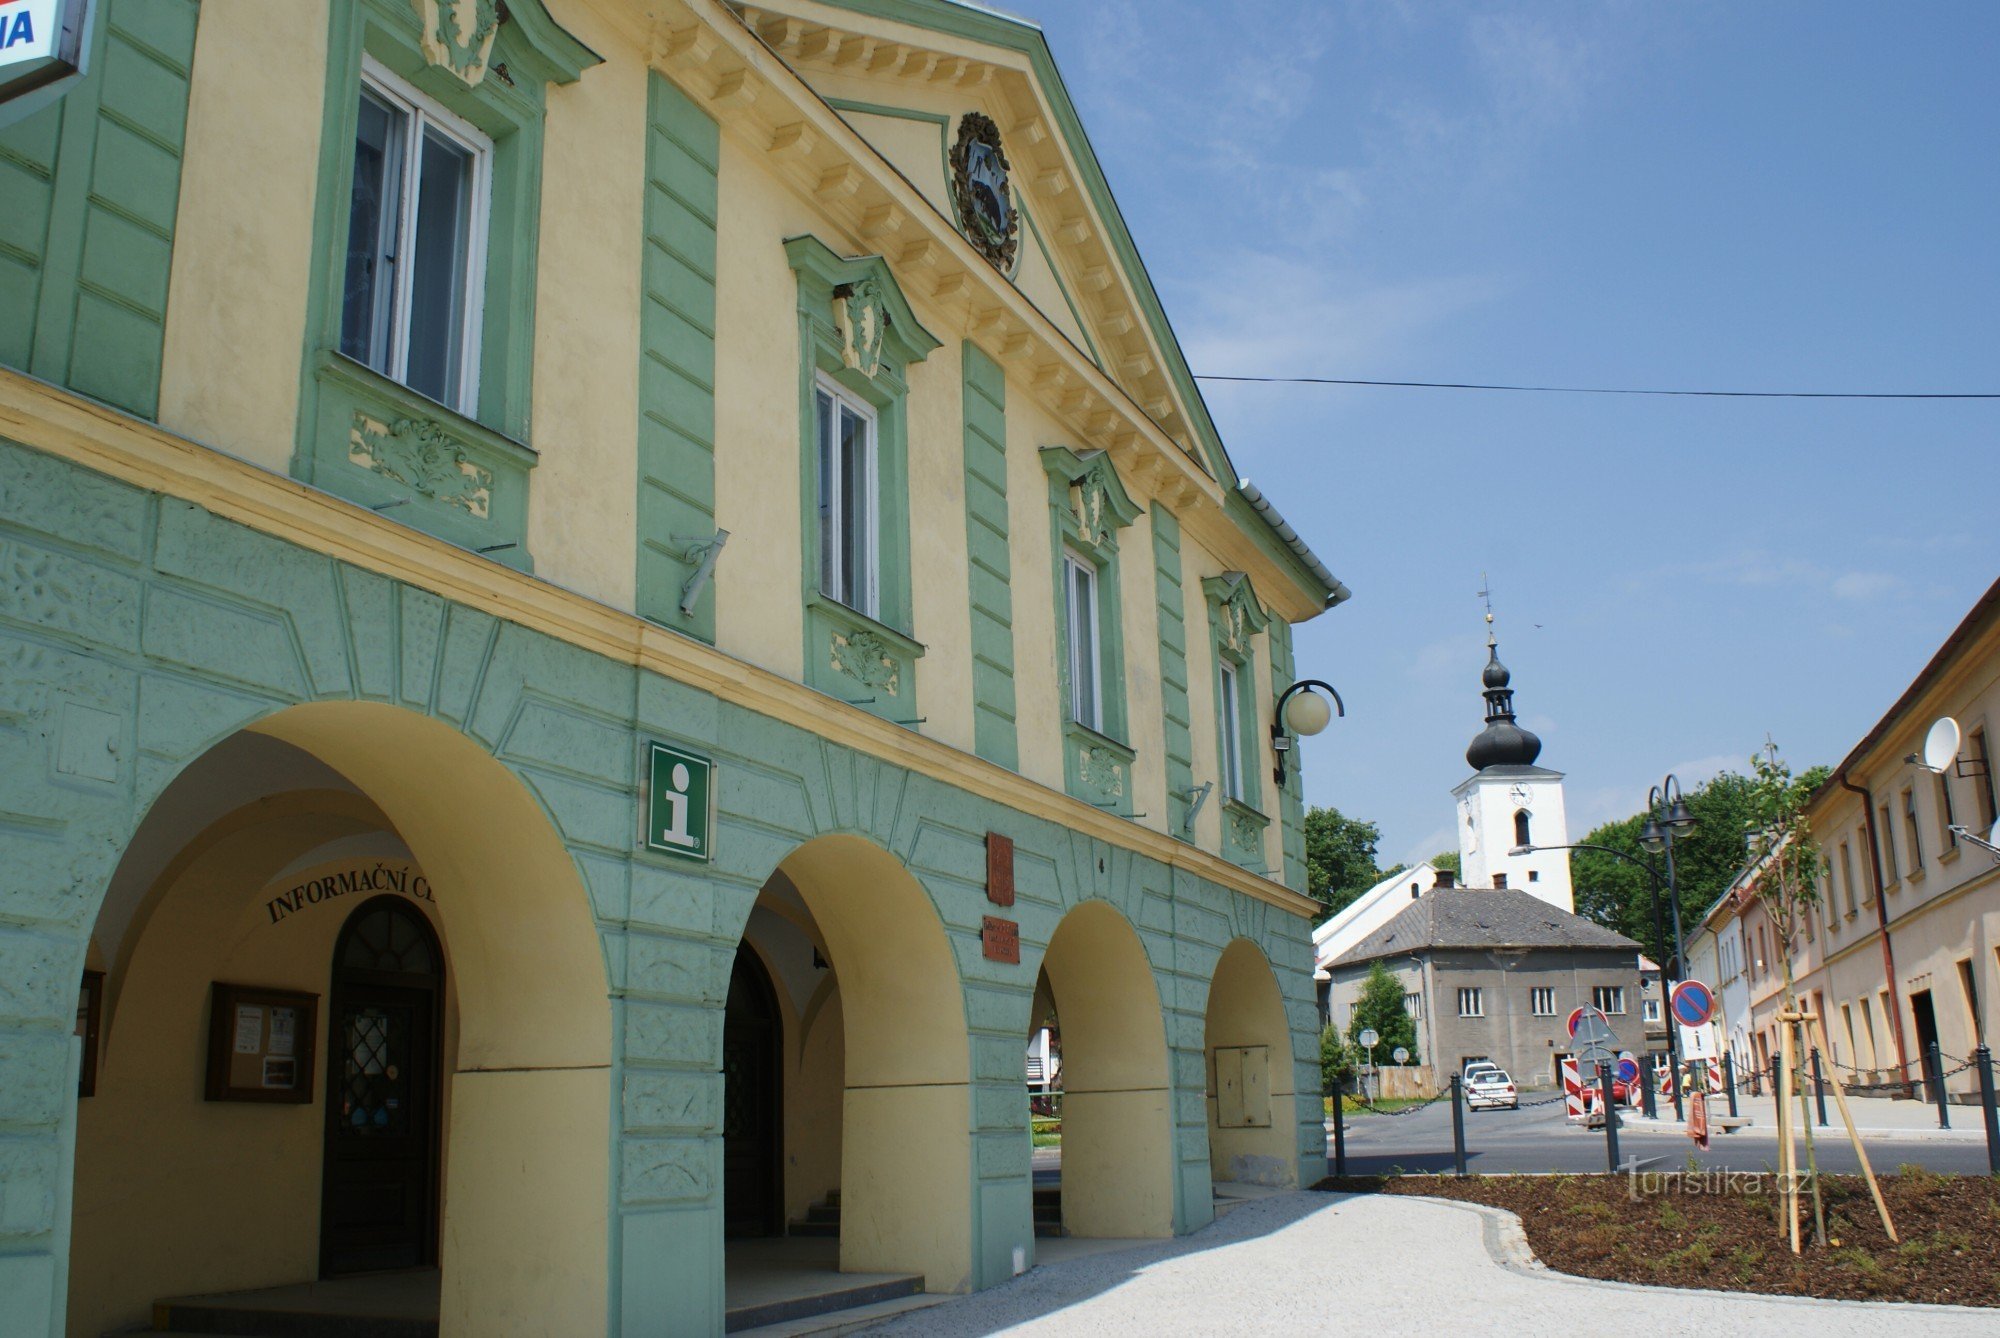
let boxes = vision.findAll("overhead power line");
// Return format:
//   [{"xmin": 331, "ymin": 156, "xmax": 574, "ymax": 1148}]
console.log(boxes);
[{"xmin": 1190, "ymin": 374, "xmax": 1998, "ymax": 400}]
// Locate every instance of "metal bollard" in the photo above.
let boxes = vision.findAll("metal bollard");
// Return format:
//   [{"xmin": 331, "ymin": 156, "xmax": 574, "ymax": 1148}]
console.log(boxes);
[
  {"xmin": 1669, "ymin": 1054, "xmax": 1684, "ymax": 1122},
  {"xmin": 1449, "ymin": 1074, "xmax": 1468, "ymax": 1178},
  {"xmin": 1641, "ymin": 1052, "xmax": 1657, "ymax": 1119},
  {"xmin": 1332, "ymin": 1081, "xmax": 1347, "ymax": 1179},
  {"xmin": 1975, "ymin": 1044, "xmax": 1998, "ymax": 1178},
  {"xmin": 1600, "ymin": 1063, "xmax": 1621, "ymax": 1172},
  {"xmin": 1723, "ymin": 1049, "xmax": 1739, "ymax": 1118},
  {"xmin": 1811, "ymin": 1048, "xmax": 1829, "ymax": 1129},
  {"xmin": 1928, "ymin": 1042, "xmax": 1951, "ymax": 1130}
]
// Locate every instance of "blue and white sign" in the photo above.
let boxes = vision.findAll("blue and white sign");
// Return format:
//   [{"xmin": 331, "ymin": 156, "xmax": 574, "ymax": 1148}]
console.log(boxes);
[{"xmin": 0, "ymin": 0, "xmax": 89, "ymax": 122}]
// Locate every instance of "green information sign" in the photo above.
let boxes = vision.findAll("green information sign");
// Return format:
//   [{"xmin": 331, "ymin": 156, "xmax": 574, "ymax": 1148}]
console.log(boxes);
[{"xmin": 645, "ymin": 740, "xmax": 714, "ymax": 862}]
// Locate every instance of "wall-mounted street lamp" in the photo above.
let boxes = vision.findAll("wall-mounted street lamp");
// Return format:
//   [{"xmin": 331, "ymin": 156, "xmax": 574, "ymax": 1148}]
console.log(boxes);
[{"xmin": 1270, "ymin": 679, "xmax": 1344, "ymax": 788}]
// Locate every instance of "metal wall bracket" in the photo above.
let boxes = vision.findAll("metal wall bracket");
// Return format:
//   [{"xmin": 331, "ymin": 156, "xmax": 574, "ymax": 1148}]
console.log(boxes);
[
  {"xmin": 1183, "ymin": 781, "xmax": 1214, "ymax": 835},
  {"xmin": 672, "ymin": 529, "xmax": 730, "ymax": 617}
]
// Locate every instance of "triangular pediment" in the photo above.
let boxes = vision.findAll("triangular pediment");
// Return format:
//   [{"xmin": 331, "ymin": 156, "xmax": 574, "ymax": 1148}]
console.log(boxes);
[{"xmin": 727, "ymin": 0, "xmax": 1234, "ymax": 485}]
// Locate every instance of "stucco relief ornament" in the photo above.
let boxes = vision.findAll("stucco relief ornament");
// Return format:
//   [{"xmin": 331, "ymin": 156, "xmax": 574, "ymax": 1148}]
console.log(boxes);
[
  {"xmin": 1079, "ymin": 744, "xmax": 1125, "ymax": 798},
  {"xmin": 349, "ymin": 412, "xmax": 494, "ymax": 517},
  {"xmin": 1228, "ymin": 808, "xmax": 1262, "ymax": 851},
  {"xmin": 950, "ymin": 112, "xmax": 1019, "ymax": 272},
  {"xmin": 833, "ymin": 277, "xmax": 888, "ymax": 380},
  {"xmin": 831, "ymin": 628, "xmax": 901, "ymax": 694},
  {"xmin": 414, "ymin": 0, "xmax": 501, "ymax": 86}
]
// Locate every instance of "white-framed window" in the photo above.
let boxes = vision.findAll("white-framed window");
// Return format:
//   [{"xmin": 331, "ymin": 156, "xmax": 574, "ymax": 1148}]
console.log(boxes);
[
  {"xmin": 1593, "ymin": 985, "xmax": 1626, "ymax": 1015},
  {"xmin": 1064, "ymin": 550, "xmax": 1102, "ymax": 730},
  {"xmin": 340, "ymin": 57, "xmax": 491, "ymax": 414},
  {"xmin": 1642, "ymin": 998, "xmax": 1661, "ymax": 1024},
  {"xmin": 1402, "ymin": 991, "xmax": 1422, "ymax": 1019},
  {"xmin": 1219, "ymin": 660, "xmax": 1244, "ymax": 799},
  {"xmin": 814, "ymin": 374, "xmax": 879, "ymax": 618},
  {"xmin": 1457, "ymin": 987, "xmax": 1483, "ymax": 1018},
  {"xmin": 1529, "ymin": 986, "xmax": 1556, "ymax": 1017}
]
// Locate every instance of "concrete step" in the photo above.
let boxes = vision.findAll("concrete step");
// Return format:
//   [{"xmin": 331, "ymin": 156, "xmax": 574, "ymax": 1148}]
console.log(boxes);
[
  {"xmin": 723, "ymin": 1273, "xmax": 924, "ymax": 1334},
  {"xmin": 145, "ymin": 1301, "xmax": 435, "ymax": 1338},
  {"xmin": 731, "ymin": 1290, "xmax": 945, "ymax": 1337}
]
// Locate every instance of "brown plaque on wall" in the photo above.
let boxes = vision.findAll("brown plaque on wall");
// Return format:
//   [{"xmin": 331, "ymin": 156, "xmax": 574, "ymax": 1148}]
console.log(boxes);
[
  {"xmin": 981, "ymin": 916, "xmax": 1020, "ymax": 964},
  {"xmin": 985, "ymin": 832, "xmax": 1015, "ymax": 907},
  {"xmin": 205, "ymin": 982, "xmax": 318, "ymax": 1104}
]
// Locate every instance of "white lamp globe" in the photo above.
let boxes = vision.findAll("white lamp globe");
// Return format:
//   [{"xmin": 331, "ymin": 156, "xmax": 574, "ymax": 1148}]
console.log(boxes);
[{"xmin": 1282, "ymin": 689, "xmax": 1333, "ymax": 737}]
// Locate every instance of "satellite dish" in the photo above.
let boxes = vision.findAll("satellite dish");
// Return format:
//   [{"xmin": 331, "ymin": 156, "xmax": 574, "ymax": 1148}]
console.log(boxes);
[{"xmin": 1924, "ymin": 717, "xmax": 1961, "ymax": 773}]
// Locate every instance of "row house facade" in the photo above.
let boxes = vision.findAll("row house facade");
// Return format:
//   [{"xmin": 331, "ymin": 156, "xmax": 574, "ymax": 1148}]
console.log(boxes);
[
  {"xmin": 1721, "ymin": 579, "xmax": 2000, "ymax": 1099},
  {"xmin": 0, "ymin": 2, "xmax": 1349, "ymax": 1334}
]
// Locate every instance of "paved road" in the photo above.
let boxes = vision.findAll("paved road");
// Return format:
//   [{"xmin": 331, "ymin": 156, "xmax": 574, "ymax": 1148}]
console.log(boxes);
[
  {"xmin": 862, "ymin": 1191, "xmax": 1995, "ymax": 1334},
  {"xmin": 1329, "ymin": 1093, "xmax": 1997, "ymax": 1176}
]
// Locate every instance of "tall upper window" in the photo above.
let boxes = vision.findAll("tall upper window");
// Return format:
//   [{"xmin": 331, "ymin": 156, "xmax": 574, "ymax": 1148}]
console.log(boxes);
[
  {"xmin": 1939, "ymin": 770, "xmax": 1960, "ymax": 849},
  {"xmin": 339, "ymin": 61, "xmax": 490, "ymax": 415},
  {"xmin": 1064, "ymin": 552, "xmax": 1102, "ymax": 731},
  {"xmin": 1219, "ymin": 660, "xmax": 1244, "ymax": 799},
  {"xmin": 1878, "ymin": 804, "xmax": 1898, "ymax": 884},
  {"xmin": 1838, "ymin": 842, "xmax": 1858, "ymax": 914},
  {"xmin": 815, "ymin": 375, "xmax": 879, "ymax": 619},
  {"xmin": 1973, "ymin": 729, "xmax": 1998, "ymax": 832},
  {"xmin": 1513, "ymin": 808, "xmax": 1531, "ymax": 849},
  {"xmin": 1903, "ymin": 788, "xmax": 1924, "ymax": 872}
]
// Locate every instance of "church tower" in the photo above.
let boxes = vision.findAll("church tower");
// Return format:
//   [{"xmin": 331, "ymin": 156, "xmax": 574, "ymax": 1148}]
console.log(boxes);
[{"xmin": 1451, "ymin": 625, "xmax": 1573, "ymax": 911}]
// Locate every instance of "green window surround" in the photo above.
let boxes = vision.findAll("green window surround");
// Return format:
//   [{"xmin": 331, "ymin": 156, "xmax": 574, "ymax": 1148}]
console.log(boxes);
[
  {"xmin": 294, "ymin": 0, "xmax": 595, "ymax": 572},
  {"xmin": 1150, "ymin": 504, "xmax": 1196, "ymax": 840},
  {"xmin": 961, "ymin": 341, "xmax": 1017, "ymax": 769},
  {"xmin": 1041, "ymin": 444, "xmax": 1141, "ymax": 815},
  {"xmin": 1205, "ymin": 571, "xmax": 1272, "ymax": 869},
  {"xmin": 636, "ymin": 72, "xmax": 721, "ymax": 642},
  {"xmin": 784, "ymin": 234, "xmax": 940, "ymax": 726},
  {"xmin": 0, "ymin": 0, "xmax": 199, "ymax": 420}
]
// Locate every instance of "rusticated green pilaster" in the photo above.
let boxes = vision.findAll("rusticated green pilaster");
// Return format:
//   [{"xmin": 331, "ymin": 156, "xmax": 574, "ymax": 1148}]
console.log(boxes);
[
  {"xmin": 961, "ymin": 342, "xmax": 1017, "ymax": 769},
  {"xmin": 636, "ymin": 72, "xmax": 722, "ymax": 642},
  {"xmin": 0, "ymin": 0, "xmax": 199, "ymax": 419},
  {"xmin": 1151, "ymin": 504, "xmax": 1195, "ymax": 839},
  {"xmin": 1268, "ymin": 618, "xmax": 1307, "ymax": 893}
]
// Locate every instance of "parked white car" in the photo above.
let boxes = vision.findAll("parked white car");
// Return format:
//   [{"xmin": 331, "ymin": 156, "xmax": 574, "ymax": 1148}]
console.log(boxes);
[{"xmin": 1465, "ymin": 1068, "xmax": 1518, "ymax": 1111}]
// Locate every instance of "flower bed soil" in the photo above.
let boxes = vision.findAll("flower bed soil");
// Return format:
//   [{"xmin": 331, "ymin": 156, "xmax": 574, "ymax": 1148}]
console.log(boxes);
[{"xmin": 1313, "ymin": 1170, "xmax": 2000, "ymax": 1307}]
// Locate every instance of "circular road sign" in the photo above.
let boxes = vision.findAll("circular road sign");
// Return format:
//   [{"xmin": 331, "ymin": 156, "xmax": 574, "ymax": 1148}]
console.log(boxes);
[
  {"xmin": 1569, "ymin": 1006, "xmax": 1618, "ymax": 1050},
  {"xmin": 1671, "ymin": 980, "xmax": 1716, "ymax": 1029},
  {"xmin": 1393, "ymin": 1046, "xmax": 1410, "ymax": 1065},
  {"xmin": 1615, "ymin": 1057, "xmax": 1640, "ymax": 1085},
  {"xmin": 1358, "ymin": 1028, "xmax": 1379, "ymax": 1050},
  {"xmin": 1576, "ymin": 1044, "xmax": 1617, "ymax": 1082}
]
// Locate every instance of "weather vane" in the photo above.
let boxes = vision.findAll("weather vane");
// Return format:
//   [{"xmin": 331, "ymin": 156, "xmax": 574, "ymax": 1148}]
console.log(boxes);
[{"xmin": 1479, "ymin": 572, "xmax": 1496, "ymax": 645}]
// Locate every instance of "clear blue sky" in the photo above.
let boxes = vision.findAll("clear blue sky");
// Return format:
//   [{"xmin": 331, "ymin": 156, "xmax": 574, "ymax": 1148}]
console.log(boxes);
[{"xmin": 1025, "ymin": 0, "xmax": 2000, "ymax": 865}]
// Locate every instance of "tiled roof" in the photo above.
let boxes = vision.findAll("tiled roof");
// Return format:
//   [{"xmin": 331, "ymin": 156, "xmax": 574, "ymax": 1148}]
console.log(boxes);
[{"xmin": 1329, "ymin": 887, "xmax": 1640, "ymax": 967}]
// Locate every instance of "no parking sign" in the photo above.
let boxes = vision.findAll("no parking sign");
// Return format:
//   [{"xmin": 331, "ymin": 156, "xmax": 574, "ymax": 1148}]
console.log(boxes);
[{"xmin": 1670, "ymin": 980, "xmax": 1715, "ymax": 1029}]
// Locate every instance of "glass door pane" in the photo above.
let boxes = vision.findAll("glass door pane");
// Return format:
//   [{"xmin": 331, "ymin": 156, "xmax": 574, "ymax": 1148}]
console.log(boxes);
[
  {"xmin": 340, "ymin": 89, "xmax": 405, "ymax": 372},
  {"xmin": 838, "ymin": 403, "xmax": 870, "ymax": 614},
  {"xmin": 816, "ymin": 388, "xmax": 837, "ymax": 599},
  {"xmin": 405, "ymin": 127, "xmax": 474, "ymax": 407}
]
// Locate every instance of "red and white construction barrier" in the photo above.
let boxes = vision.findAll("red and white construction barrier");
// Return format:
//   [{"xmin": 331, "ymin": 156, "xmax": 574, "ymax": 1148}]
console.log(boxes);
[{"xmin": 1561, "ymin": 1057, "xmax": 1589, "ymax": 1122}]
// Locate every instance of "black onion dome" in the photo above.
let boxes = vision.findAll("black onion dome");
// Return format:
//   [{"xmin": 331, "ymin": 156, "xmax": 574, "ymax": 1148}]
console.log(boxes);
[
  {"xmin": 1466, "ymin": 638, "xmax": 1542, "ymax": 769},
  {"xmin": 1466, "ymin": 719, "xmax": 1543, "ymax": 770}
]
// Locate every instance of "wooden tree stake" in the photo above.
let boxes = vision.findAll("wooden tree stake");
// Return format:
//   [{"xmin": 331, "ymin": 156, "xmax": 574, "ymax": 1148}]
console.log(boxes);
[{"xmin": 1808, "ymin": 1012, "xmax": 1897, "ymax": 1243}]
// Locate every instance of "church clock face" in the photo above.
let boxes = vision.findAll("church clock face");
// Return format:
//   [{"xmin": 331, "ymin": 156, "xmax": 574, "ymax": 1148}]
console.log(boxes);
[{"xmin": 1508, "ymin": 782, "xmax": 1533, "ymax": 808}]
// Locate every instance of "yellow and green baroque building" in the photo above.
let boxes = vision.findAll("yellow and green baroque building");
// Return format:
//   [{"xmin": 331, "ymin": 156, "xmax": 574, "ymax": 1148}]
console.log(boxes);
[{"xmin": 0, "ymin": 1, "xmax": 1351, "ymax": 1333}]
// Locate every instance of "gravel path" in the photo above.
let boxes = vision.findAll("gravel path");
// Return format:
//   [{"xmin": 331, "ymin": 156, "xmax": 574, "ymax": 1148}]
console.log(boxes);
[{"xmin": 860, "ymin": 1191, "xmax": 1997, "ymax": 1335}]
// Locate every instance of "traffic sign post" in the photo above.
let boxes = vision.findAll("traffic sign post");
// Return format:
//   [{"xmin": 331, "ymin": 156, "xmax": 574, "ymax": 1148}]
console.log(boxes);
[{"xmin": 1359, "ymin": 1028, "xmax": 1378, "ymax": 1102}]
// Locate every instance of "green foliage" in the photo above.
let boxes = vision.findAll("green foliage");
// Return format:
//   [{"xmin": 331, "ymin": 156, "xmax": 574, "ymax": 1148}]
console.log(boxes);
[
  {"xmin": 1303, "ymin": 805, "xmax": 1398, "ymax": 914},
  {"xmin": 1347, "ymin": 961, "xmax": 1419, "ymax": 1063},
  {"xmin": 1429, "ymin": 850, "xmax": 1461, "ymax": 875},
  {"xmin": 1319, "ymin": 1023, "xmax": 1354, "ymax": 1091},
  {"xmin": 1570, "ymin": 762, "xmax": 1827, "ymax": 956},
  {"xmin": 1745, "ymin": 748, "xmax": 1825, "ymax": 952}
]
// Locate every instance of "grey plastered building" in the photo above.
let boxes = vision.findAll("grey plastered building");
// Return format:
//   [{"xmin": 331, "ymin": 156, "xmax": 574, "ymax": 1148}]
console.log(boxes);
[{"xmin": 1324, "ymin": 878, "xmax": 1644, "ymax": 1090}]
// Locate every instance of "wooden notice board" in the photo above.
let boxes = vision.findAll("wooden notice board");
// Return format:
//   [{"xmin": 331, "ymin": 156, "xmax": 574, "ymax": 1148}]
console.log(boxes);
[{"xmin": 205, "ymin": 982, "xmax": 318, "ymax": 1104}]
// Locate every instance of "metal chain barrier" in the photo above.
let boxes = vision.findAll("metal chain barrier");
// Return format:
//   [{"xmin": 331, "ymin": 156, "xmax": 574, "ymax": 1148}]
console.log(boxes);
[{"xmin": 1341, "ymin": 1088, "xmax": 1454, "ymax": 1119}]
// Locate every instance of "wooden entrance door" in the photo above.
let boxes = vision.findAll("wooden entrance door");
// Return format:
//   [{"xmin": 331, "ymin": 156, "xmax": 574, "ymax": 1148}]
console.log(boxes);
[
  {"xmin": 321, "ymin": 897, "xmax": 443, "ymax": 1276},
  {"xmin": 723, "ymin": 949, "xmax": 782, "ymax": 1237}
]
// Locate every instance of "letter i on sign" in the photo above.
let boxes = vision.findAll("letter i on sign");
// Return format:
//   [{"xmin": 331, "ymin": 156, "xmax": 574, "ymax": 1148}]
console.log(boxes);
[{"xmin": 645, "ymin": 741, "xmax": 713, "ymax": 863}]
